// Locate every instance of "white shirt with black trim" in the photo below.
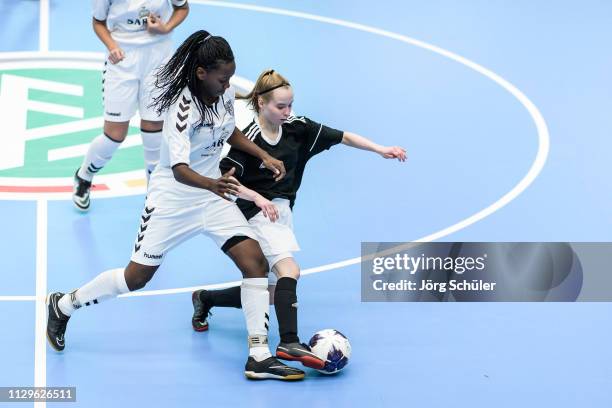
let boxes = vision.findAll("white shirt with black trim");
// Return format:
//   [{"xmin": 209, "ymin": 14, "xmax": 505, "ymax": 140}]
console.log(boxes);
[
  {"xmin": 220, "ymin": 115, "xmax": 343, "ymax": 219},
  {"xmin": 92, "ymin": 0, "xmax": 187, "ymax": 46},
  {"xmin": 147, "ymin": 86, "xmax": 236, "ymax": 208}
]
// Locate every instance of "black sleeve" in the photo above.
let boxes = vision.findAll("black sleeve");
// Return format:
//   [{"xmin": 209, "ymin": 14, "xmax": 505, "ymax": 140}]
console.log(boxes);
[
  {"xmin": 219, "ymin": 148, "xmax": 248, "ymax": 179},
  {"xmin": 235, "ymin": 198, "xmax": 261, "ymax": 220},
  {"xmin": 303, "ymin": 117, "xmax": 344, "ymax": 158}
]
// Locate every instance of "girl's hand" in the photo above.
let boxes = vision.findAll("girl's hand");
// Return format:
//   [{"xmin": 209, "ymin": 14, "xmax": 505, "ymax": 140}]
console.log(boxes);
[
  {"xmin": 147, "ymin": 14, "xmax": 170, "ymax": 35},
  {"xmin": 254, "ymin": 196, "xmax": 279, "ymax": 222},
  {"xmin": 262, "ymin": 156, "xmax": 286, "ymax": 182},
  {"xmin": 208, "ymin": 168, "xmax": 241, "ymax": 200},
  {"xmin": 380, "ymin": 146, "xmax": 407, "ymax": 162},
  {"xmin": 108, "ymin": 48, "xmax": 125, "ymax": 64}
]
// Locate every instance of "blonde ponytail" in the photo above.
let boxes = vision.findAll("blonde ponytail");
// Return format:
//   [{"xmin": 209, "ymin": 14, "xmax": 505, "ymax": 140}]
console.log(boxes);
[{"xmin": 237, "ymin": 69, "xmax": 291, "ymax": 113}]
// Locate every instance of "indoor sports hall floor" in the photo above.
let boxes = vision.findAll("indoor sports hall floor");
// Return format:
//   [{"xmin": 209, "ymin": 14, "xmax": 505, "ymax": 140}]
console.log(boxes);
[{"xmin": 1, "ymin": 1, "xmax": 611, "ymax": 407}]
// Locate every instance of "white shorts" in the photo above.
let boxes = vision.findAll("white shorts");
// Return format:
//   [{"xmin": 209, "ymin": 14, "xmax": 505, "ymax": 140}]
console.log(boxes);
[
  {"xmin": 130, "ymin": 196, "xmax": 257, "ymax": 266},
  {"xmin": 102, "ymin": 39, "xmax": 173, "ymax": 122},
  {"xmin": 249, "ymin": 199, "xmax": 300, "ymax": 275}
]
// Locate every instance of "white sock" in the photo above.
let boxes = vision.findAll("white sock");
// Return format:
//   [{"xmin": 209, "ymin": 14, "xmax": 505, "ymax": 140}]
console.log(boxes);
[
  {"xmin": 78, "ymin": 133, "xmax": 121, "ymax": 182},
  {"xmin": 58, "ymin": 269, "xmax": 130, "ymax": 316},
  {"xmin": 141, "ymin": 129, "xmax": 161, "ymax": 183},
  {"xmin": 241, "ymin": 277, "xmax": 272, "ymax": 361}
]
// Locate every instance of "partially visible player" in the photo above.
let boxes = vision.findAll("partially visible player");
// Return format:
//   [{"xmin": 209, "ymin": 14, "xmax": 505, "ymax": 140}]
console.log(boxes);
[
  {"xmin": 48, "ymin": 32, "xmax": 306, "ymax": 381},
  {"xmin": 192, "ymin": 69, "xmax": 406, "ymax": 369},
  {"xmin": 73, "ymin": 0, "xmax": 189, "ymax": 211}
]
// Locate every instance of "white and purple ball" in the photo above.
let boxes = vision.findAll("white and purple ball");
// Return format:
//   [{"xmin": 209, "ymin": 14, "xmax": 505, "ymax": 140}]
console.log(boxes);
[{"xmin": 308, "ymin": 329, "xmax": 351, "ymax": 374}]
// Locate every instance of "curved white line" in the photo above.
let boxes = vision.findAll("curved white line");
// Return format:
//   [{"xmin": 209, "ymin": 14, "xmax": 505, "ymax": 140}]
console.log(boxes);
[
  {"xmin": 2, "ymin": 8, "xmax": 549, "ymax": 406},
  {"xmin": 114, "ymin": 1, "xmax": 549, "ymax": 298},
  {"xmin": 0, "ymin": 3, "xmax": 548, "ymax": 300}
]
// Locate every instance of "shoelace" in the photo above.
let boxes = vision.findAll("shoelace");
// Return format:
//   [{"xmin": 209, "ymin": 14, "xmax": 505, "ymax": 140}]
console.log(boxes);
[
  {"xmin": 51, "ymin": 313, "xmax": 69, "ymax": 334},
  {"xmin": 194, "ymin": 303, "xmax": 212, "ymax": 319},
  {"xmin": 75, "ymin": 179, "xmax": 91, "ymax": 197},
  {"xmin": 58, "ymin": 318, "xmax": 68, "ymax": 333}
]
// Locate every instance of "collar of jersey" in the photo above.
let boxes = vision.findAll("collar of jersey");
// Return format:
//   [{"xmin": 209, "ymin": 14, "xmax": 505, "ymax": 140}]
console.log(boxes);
[{"xmin": 255, "ymin": 118, "xmax": 283, "ymax": 146}]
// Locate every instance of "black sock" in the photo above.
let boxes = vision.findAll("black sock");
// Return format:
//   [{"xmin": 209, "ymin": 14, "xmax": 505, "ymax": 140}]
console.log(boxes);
[
  {"xmin": 274, "ymin": 277, "xmax": 299, "ymax": 344},
  {"xmin": 202, "ymin": 285, "xmax": 242, "ymax": 308}
]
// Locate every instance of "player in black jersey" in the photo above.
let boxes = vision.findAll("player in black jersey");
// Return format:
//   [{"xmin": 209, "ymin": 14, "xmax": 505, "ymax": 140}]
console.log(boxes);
[
  {"xmin": 192, "ymin": 69, "xmax": 406, "ymax": 370},
  {"xmin": 47, "ymin": 34, "xmax": 305, "ymax": 381}
]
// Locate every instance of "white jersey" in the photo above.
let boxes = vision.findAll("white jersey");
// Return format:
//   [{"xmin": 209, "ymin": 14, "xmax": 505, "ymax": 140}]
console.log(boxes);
[
  {"xmin": 92, "ymin": 0, "xmax": 187, "ymax": 46},
  {"xmin": 147, "ymin": 86, "xmax": 237, "ymax": 208}
]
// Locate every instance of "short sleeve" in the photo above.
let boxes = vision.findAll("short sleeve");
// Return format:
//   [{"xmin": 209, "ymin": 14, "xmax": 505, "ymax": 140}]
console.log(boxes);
[
  {"xmin": 172, "ymin": 0, "xmax": 188, "ymax": 7},
  {"xmin": 92, "ymin": 0, "xmax": 110, "ymax": 21},
  {"xmin": 225, "ymin": 86, "xmax": 236, "ymax": 104},
  {"xmin": 303, "ymin": 117, "xmax": 344, "ymax": 157},
  {"xmin": 165, "ymin": 93, "xmax": 193, "ymax": 168},
  {"xmin": 220, "ymin": 149, "xmax": 248, "ymax": 178}
]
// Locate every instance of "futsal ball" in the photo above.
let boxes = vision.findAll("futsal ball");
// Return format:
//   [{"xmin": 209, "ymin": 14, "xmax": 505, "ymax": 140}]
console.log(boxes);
[{"xmin": 308, "ymin": 329, "xmax": 351, "ymax": 374}]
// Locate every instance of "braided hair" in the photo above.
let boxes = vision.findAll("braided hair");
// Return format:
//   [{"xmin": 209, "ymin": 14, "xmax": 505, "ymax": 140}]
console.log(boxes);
[{"xmin": 152, "ymin": 30, "xmax": 235, "ymax": 128}]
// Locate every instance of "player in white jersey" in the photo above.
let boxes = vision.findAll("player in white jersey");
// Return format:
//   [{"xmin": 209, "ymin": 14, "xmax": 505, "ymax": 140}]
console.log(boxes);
[
  {"xmin": 47, "ymin": 32, "xmax": 306, "ymax": 381},
  {"xmin": 72, "ymin": 0, "xmax": 189, "ymax": 211},
  {"xmin": 191, "ymin": 69, "xmax": 406, "ymax": 370}
]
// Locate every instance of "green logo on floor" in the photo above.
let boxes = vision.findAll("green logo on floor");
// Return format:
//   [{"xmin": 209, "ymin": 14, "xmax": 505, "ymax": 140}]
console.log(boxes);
[
  {"xmin": 0, "ymin": 54, "xmax": 143, "ymax": 181},
  {"xmin": 0, "ymin": 53, "xmax": 253, "ymax": 198}
]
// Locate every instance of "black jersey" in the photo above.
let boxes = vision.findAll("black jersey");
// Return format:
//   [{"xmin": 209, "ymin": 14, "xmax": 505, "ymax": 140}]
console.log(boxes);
[{"xmin": 220, "ymin": 115, "xmax": 343, "ymax": 219}]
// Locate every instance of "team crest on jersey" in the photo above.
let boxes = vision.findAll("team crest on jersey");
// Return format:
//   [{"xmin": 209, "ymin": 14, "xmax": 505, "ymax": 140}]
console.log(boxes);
[
  {"xmin": 127, "ymin": 6, "xmax": 150, "ymax": 27},
  {"xmin": 138, "ymin": 6, "xmax": 150, "ymax": 19},
  {"xmin": 224, "ymin": 99, "xmax": 234, "ymax": 116}
]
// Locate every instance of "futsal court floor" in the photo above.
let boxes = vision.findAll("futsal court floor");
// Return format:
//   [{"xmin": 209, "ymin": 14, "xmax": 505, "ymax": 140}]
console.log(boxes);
[{"xmin": 0, "ymin": 1, "xmax": 611, "ymax": 407}]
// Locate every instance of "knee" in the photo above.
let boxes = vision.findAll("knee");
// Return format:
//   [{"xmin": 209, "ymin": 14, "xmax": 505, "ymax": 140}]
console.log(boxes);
[
  {"xmin": 244, "ymin": 255, "xmax": 269, "ymax": 279},
  {"xmin": 103, "ymin": 122, "xmax": 129, "ymax": 142},
  {"xmin": 104, "ymin": 131, "xmax": 126, "ymax": 143},
  {"xmin": 258, "ymin": 256, "xmax": 270, "ymax": 275},
  {"xmin": 254, "ymin": 255, "xmax": 270, "ymax": 278},
  {"xmin": 277, "ymin": 264, "xmax": 300, "ymax": 280},
  {"xmin": 279, "ymin": 271, "xmax": 300, "ymax": 281},
  {"xmin": 141, "ymin": 119, "xmax": 163, "ymax": 132},
  {"xmin": 289, "ymin": 269, "xmax": 300, "ymax": 280},
  {"xmin": 127, "ymin": 276, "xmax": 149, "ymax": 291},
  {"xmin": 124, "ymin": 267, "xmax": 155, "ymax": 291}
]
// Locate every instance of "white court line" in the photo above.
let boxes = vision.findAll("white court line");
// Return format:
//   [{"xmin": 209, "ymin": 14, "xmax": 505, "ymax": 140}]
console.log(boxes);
[
  {"xmin": 19, "ymin": 3, "xmax": 550, "ymax": 401},
  {"xmin": 119, "ymin": 279, "xmax": 244, "ymax": 298},
  {"xmin": 34, "ymin": 199, "xmax": 47, "ymax": 408},
  {"xmin": 35, "ymin": 2, "xmax": 50, "ymax": 405},
  {"xmin": 0, "ymin": 296, "xmax": 36, "ymax": 301},
  {"xmin": 39, "ymin": 0, "xmax": 49, "ymax": 52},
  {"xmin": 119, "ymin": 0, "xmax": 550, "ymax": 297},
  {"xmin": 15, "ymin": 0, "xmax": 550, "ymax": 306}
]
